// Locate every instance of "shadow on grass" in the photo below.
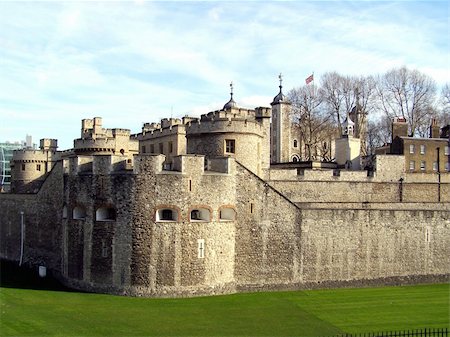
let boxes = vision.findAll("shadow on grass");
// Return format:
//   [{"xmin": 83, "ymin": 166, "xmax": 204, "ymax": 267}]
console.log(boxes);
[{"xmin": 0, "ymin": 259, "xmax": 76, "ymax": 292}]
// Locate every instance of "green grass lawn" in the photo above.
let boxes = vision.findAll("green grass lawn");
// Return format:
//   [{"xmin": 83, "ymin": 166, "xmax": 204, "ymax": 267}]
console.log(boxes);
[{"xmin": 1, "ymin": 283, "xmax": 448, "ymax": 337}]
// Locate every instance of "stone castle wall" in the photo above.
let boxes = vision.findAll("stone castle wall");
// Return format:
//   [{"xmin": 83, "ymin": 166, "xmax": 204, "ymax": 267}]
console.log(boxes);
[
  {"xmin": 1, "ymin": 153, "xmax": 448, "ymax": 297},
  {"xmin": 0, "ymin": 162, "xmax": 63, "ymax": 269}
]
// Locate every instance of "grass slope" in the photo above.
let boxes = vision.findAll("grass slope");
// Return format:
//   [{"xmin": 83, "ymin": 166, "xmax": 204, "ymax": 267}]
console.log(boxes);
[{"xmin": 1, "ymin": 283, "xmax": 448, "ymax": 337}]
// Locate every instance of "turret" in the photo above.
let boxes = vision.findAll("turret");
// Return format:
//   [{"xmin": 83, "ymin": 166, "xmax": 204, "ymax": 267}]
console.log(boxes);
[{"xmin": 270, "ymin": 73, "xmax": 292, "ymax": 164}]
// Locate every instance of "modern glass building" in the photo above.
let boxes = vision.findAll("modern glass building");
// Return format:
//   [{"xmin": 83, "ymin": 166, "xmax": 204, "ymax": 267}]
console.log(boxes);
[{"xmin": 0, "ymin": 142, "xmax": 25, "ymax": 192}]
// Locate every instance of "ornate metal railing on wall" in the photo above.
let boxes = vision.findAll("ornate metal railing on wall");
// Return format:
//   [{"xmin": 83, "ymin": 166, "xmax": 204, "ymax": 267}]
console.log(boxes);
[{"xmin": 326, "ymin": 327, "xmax": 448, "ymax": 337}]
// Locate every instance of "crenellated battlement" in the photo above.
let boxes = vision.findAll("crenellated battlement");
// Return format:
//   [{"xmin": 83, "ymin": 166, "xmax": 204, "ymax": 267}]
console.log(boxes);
[
  {"xmin": 186, "ymin": 115, "xmax": 268, "ymax": 136},
  {"xmin": 63, "ymin": 153, "xmax": 234, "ymax": 177},
  {"xmin": 12, "ymin": 149, "xmax": 59, "ymax": 162}
]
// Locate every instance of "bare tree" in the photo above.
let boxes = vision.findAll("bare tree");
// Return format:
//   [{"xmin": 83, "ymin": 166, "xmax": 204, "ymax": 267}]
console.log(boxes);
[
  {"xmin": 366, "ymin": 116, "xmax": 391, "ymax": 154},
  {"xmin": 439, "ymin": 83, "xmax": 450, "ymax": 125},
  {"xmin": 376, "ymin": 66, "xmax": 437, "ymax": 136},
  {"xmin": 289, "ymin": 85, "xmax": 334, "ymax": 161},
  {"xmin": 321, "ymin": 72, "xmax": 377, "ymax": 156},
  {"xmin": 320, "ymin": 72, "xmax": 346, "ymax": 135}
]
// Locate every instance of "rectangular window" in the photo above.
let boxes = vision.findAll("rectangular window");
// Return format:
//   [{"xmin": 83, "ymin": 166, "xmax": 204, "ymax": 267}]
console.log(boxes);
[
  {"xmin": 445, "ymin": 162, "xmax": 450, "ymax": 171},
  {"xmin": 225, "ymin": 139, "xmax": 235, "ymax": 154},
  {"xmin": 420, "ymin": 161, "xmax": 426, "ymax": 171},
  {"xmin": 159, "ymin": 143, "xmax": 164, "ymax": 154},
  {"xmin": 420, "ymin": 144, "xmax": 425, "ymax": 154},
  {"xmin": 433, "ymin": 161, "xmax": 438, "ymax": 171},
  {"xmin": 409, "ymin": 161, "xmax": 415, "ymax": 171},
  {"xmin": 169, "ymin": 141, "xmax": 173, "ymax": 153},
  {"xmin": 409, "ymin": 144, "xmax": 415, "ymax": 154},
  {"xmin": 445, "ymin": 146, "xmax": 449, "ymax": 156},
  {"xmin": 150, "ymin": 144, "xmax": 155, "ymax": 153},
  {"xmin": 141, "ymin": 145, "xmax": 146, "ymax": 153},
  {"xmin": 36, "ymin": 164, "xmax": 41, "ymax": 171},
  {"xmin": 197, "ymin": 239, "xmax": 205, "ymax": 259},
  {"xmin": 21, "ymin": 164, "xmax": 25, "ymax": 171}
]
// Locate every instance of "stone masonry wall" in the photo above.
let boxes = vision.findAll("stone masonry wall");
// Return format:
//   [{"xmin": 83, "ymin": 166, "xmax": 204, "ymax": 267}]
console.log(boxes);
[{"xmin": 0, "ymin": 162, "xmax": 63, "ymax": 270}]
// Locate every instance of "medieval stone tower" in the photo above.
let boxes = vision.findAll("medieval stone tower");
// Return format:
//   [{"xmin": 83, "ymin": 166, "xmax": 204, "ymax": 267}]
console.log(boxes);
[{"xmin": 270, "ymin": 74, "xmax": 292, "ymax": 163}]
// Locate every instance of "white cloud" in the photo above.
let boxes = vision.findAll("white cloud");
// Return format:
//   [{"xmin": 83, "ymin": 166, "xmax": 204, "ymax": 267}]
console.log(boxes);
[{"xmin": 0, "ymin": 1, "xmax": 448, "ymax": 149}]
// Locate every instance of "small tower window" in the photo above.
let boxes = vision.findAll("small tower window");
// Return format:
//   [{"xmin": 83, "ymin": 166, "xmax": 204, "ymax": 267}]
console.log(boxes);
[
  {"xmin": 96, "ymin": 207, "xmax": 116, "ymax": 221},
  {"xmin": 169, "ymin": 141, "xmax": 173, "ymax": 153},
  {"xmin": 225, "ymin": 139, "xmax": 235, "ymax": 154},
  {"xmin": 409, "ymin": 144, "xmax": 415, "ymax": 154},
  {"xmin": 73, "ymin": 206, "xmax": 86, "ymax": 220},
  {"xmin": 150, "ymin": 144, "xmax": 155, "ymax": 153},
  {"xmin": 190, "ymin": 208, "xmax": 211, "ymax": 222},
  {"xmin": 219, "ymin": 207, "xmax": 236, "ymax": 221},
  {"xmin": 21, "ymin": 164, "xmax": 25, "ymax": 171},
  {"xmin": 159, "ymin": 143, "xmax": 164, "ymax": 154},
  {"xmin": 36, "ymin": 164, "xmax": 41, "ymax": 171},
  {"xmin": 156, "ymin": 208, "xmax": 178, "ymax": 222},
  {"xmin": 293, "ymin": 139, "xmax": 298, "ymax": 148}
]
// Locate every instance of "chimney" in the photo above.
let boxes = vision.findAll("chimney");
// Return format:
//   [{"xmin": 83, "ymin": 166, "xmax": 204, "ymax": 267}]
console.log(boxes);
[
  {"xmin": 391, "ymin": 117, "xmax": 408, "ymax": 141},
  {"xmin": 429, "ymin": 118, "xmax": 440, "ymax": 138}
]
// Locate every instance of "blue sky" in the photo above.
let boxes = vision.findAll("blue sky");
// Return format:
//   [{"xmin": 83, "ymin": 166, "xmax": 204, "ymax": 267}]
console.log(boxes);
[{"xmin": 0, "ymin": 1, "xmax": 448, "ymax": 150}]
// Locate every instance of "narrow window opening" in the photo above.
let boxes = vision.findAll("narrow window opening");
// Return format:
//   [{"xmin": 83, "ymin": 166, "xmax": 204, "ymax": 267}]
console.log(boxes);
[
  {"xmin": 142, "ymin": 145, "xmax": 146, "ymax": 153},
  {"xmin": 189, "ymin": 179, "xmax": 192, "ymax": 192},
  {"xmin": 36, "ymin": 164, "xmax": 41, "ymax": 171},
  {"xmin": 101, "ymin": 239, "xmax": 108, "ymax": 258},
  {"xmin": 159, "ymin": 143, "xmax": 164, "ymax": 154},
  {"xmin": 21, "ymin": 164, "xmax": 25, "ymax": 171},
  {"xmin": 250, "ymin": 203, "xmax": 254, "ymax": 214},
  {"xmin": 425, "ymin": 227, "xmax": 431, "ymax": 243},
  {"xmin": 169, "ymin": 141, "xmax": 173, "ymax": 153},
  {"xmin": 62, "ymin": 205, "xmax": 68, "ymax": 219},
  {"xmin": 150, "ymin": 144, "xmax": 155, "ymax": 153},
  {"xmin": 420, "ymin": 144, "xmax": 426, "ymax": 155},
  {"xmin": 197, "ymin": 239, "xmax": 205, "ymax": 258},
  {"xmin": 293, "ymin": 139, "xmax": 298, "ymax": 148}
]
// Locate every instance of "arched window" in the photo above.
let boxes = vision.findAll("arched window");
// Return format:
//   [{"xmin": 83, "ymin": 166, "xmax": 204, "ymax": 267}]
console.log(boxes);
[
  {"xmin": 62, "ymin": 204, "xmax": 68, "ymax": 219},
  {"xmin": 293, "ymin": 139, "xmax": 298, "ymax": 148},
  {"xmin": 96, "ymin": 207, "xmax": 116, "ymax": 221},
  {"xmin": 292, "ymin": 155, "xmax": 300, "ymax": 163},
  {"xmin": 73, "ymin": 206, "xmax": 86, "ymax": 220},
  {"xmin": 156, "ymin": 208, "xmax": 179, "ymax": 222},
  {"xmin": 219, "ymin": 207, "xmax": 236, "ymax": 221},
  {"xmin": 190, "ymin": 208, "xmax": 211, "ymax": 222}
]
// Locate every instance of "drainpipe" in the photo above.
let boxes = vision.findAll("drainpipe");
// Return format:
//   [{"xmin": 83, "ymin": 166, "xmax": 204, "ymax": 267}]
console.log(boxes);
[
  {"xmin": 437, "ymin": 147, "xmax": 441, "ymax": 202},
  {"xmin": 19, "ymin": 211, "xmax": 24, "ymax": 266}
]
